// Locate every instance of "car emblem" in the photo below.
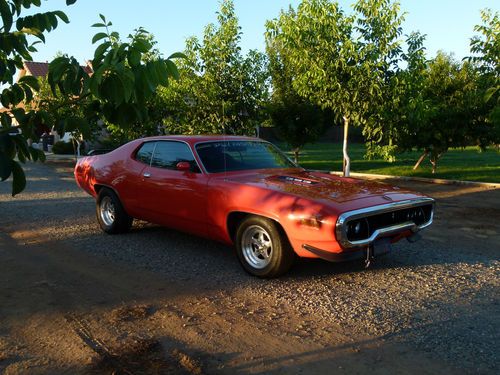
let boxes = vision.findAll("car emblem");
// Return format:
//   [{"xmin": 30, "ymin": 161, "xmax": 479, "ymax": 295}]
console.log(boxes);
[{"xmin": 382, "ymin": 195, "xmax": 393, "ymax": 201}]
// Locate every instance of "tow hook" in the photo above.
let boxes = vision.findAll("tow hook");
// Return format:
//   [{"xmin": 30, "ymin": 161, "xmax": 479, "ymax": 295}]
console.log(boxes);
[{"xmin": 365, "ymin": 246, "xmax": 373, "ymax": 268}]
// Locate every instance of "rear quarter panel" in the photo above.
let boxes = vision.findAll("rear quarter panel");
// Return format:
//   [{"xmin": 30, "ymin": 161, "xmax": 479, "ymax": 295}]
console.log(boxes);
[{"xmin": 74, "ymin": 140, "xmax": 144, "ymax": 215}]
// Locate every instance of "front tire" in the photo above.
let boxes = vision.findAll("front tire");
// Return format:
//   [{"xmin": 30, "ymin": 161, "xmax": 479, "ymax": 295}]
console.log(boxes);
[
  {"xmin": 235, "ymin": 216, "xmax": 295, "ymax": 278},
  {"xmin": 96, "ymin": 188, "xmax": 133, "ymax": 234}
]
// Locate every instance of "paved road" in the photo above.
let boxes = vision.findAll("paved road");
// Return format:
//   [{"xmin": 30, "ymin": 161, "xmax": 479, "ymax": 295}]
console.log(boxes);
[{"xmin": 0, "ymin": 160, "xmax": 499, "ymax": 374}]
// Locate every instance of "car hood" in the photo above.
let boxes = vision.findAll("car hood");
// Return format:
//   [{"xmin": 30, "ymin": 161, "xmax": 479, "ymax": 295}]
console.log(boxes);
[{"xmin": 224, "ymin": 169, "xmax": 419, "ymax": 204}]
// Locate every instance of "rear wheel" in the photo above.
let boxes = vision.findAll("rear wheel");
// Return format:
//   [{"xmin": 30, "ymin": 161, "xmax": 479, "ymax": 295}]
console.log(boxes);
[
  {"xmin": 235, "ymin": 216, "xmax": 295, "ymax": 278},
  {"xmin": 96, "ymin": 188, "xmax": 133, "ymax": 234}
]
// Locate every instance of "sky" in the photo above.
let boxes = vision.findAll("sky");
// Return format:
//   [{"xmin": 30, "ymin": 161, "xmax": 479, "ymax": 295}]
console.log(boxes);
[{"xmin": 26, "ymin": 0, "xmax": 499, "ymax": 64}]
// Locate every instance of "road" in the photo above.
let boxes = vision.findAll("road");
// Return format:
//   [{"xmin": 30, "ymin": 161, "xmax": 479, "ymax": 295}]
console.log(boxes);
[{"xmin": 0, "ymin": 160, "xmax": 498, "ymax": 374}]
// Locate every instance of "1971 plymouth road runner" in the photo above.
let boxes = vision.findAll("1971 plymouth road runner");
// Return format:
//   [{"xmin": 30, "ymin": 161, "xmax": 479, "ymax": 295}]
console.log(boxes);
[{"xmin": 75, "ymin": 136, "xmax": 434, "ymax": 278}]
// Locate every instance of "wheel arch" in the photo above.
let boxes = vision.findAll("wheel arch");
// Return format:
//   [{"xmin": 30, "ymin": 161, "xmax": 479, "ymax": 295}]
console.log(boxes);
[
  {"xmin": 94, "ymin": 184, "xmax": 126, "ymax": 208},
  {"xmin": 94, "ymin": 184, "xmax": 117, "ymax": 196},
  {"xmin": 226, "ymin": 211, "xmax": 290, "ymax": 245}
]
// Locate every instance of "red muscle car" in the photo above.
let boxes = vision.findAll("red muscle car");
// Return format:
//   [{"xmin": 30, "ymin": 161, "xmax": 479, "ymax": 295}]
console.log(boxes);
[{"xmin": 74, "ymin": 136, "xmax": 434, "ymax": 278}]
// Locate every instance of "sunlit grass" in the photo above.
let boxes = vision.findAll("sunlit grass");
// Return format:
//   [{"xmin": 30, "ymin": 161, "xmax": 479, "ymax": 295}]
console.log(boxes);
[{"xmin": 279, "ymin": 143, "xmax": 500, "ymax": 183}]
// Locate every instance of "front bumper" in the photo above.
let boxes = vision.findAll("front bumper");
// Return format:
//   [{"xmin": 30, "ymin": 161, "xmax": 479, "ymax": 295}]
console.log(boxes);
[
  {"xmin": 335, "ymin": 197, "xmax": 435, "ymax": 249},
  {"xmin": 302, "ymin": 234, "xmax": 403, "ymax": 262},
  {"xmin": 302, "ymin": 244, "xmax": 368, "ymax": 262}
]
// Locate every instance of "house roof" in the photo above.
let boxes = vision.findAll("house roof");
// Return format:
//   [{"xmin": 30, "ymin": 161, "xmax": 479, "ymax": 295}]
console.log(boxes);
[
  {"xmin": 23, "ymin": 62, "xmax": 49, "ymax": 77},
  {"xmin": 23, "ymin": 61, "xmax": 93, "ymax": 78}
]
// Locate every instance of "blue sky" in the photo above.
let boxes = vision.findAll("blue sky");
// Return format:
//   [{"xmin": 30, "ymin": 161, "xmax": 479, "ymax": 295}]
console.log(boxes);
[{"xmin": 28, "ymin": 0, "xmax": 498, "ymax": 63}]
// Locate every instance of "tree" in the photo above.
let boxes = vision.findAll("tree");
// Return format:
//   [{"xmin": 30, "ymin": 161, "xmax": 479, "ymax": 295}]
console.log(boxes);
[
  {"xmin": 1, "ymin": 0, "xmax": 76, "ymax": 195},
  {"xmin": 390, "ymin": 10, "xmax": 499, "ymax": 174},
  {"xmin": 265, "ymin": 22, "xmax": 328, "ymax": 163},
  {"xmin": 396, "ymin": 52, "xmax": 486, "ymax": 173},
  {"xmin": 267, "ymin": 0, "xmax": 404, "ymax": 176},
  {"xmin": 368, "ymin": 31, "xmax": 428, "ymax": 164},
  {"xmin": 105, "ymin": 31, "xmax": 173, "ymax": 144},
  {"xmin": 159, "ymin": 0, "xmax": 270, "ymax": 136},
  {"xmin": 468, "ymin": 8, "xmax": 500, "ymax": 145},
  {"xmin": 0, "ymin": 1, "xmax": 182, "ymax": 195}
]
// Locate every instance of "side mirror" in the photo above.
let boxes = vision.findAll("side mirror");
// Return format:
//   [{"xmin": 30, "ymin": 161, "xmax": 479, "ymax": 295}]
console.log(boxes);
[{"xmin": 176, "ymin": 161, "xmax": 191, "ymax": 171}]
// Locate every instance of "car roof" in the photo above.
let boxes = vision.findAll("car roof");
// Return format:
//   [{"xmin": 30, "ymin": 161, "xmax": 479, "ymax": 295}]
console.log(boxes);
[{"xmin": 139, "ymin": 135, "xmax": 263, "ymax": 146}]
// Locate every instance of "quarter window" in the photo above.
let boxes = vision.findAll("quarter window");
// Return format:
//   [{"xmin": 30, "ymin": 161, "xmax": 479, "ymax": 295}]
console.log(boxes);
[
  {"xmin": 151, "ymin": 141, "xmax": 198, "ymax": 171},
  {"xmin": 135, "ymin": 142, "xmax": 156, "ymax": 165}
]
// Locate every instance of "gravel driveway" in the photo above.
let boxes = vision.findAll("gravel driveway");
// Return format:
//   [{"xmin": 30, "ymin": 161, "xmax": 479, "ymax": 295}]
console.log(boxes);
[{"xmin": 0, "ymin": 160, "xmax": 498, "ymax": 374}]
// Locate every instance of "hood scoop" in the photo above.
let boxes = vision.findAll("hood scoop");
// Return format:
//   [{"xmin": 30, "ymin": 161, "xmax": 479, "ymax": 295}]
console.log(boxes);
[{"xmin": 268, "ymin": 175, "xmax": 320, "ymax": 186}]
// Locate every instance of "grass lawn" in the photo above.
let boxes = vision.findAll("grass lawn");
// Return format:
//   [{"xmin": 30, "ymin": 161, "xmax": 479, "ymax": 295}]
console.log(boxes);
[{"xmin": 279, "ymin": 142, "xmax": 500, "ymax": 183}]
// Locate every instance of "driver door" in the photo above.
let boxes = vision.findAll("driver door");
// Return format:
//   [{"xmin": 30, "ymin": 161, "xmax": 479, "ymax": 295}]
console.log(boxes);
[{"xmin": 139, "ymin": 141, "xmax": 208, "ymax": 235}]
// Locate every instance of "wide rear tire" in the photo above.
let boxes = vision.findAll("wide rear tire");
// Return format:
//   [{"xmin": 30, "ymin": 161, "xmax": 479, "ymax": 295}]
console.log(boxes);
[
  {"xmin": 235, "ymin": 216, "xmax": 295, "ymax": 278},
  {"xmin": 96, "ymin": 188, "xmax": 133, "ymax": 234}
]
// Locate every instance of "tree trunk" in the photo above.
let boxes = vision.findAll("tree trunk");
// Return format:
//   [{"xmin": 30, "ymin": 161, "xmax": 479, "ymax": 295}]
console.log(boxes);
[
  {"xmin": 293, "ymin": 148, "xmax": 300, "ymax": 164},
  {"xmin": 342, "ymin": 116, "xmax": 351, "ymax": 177},
  {"xmin": 413, "ymin": 150, "xmax": 428, "ymax": 170},
  {"xmin": 430, "ymin": 153, "xmax": 442, "ymax": 174}
]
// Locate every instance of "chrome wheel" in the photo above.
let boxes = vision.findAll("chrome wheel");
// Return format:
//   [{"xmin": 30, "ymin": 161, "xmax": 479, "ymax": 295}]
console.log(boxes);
[
  {"xmin": 241, "ymin": 225, "xmax": 273, "ymax": 269},
  {"xmin": 99, "ymin": 196, "xmax": 116, "ymax": 227}
]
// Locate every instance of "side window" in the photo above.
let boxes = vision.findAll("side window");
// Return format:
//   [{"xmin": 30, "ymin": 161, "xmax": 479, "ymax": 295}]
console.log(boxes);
[
  {"xmin": 151, "ymin": 141, "xmax": 198, "ymax": 171},
  {"xmin": 135, "ymin": 142, "xmax": 156, "ymax": 165}
]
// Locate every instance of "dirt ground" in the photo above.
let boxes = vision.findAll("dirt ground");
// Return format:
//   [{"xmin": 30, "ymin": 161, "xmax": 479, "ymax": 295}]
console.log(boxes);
[{"xmin": 0, "ymin": 161, "xmax": 498, "ymax": 374}]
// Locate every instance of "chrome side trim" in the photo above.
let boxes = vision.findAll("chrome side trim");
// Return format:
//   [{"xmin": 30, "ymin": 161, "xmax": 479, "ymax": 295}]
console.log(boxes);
[{"xmin": 335, "ymin": 197, "xmax": 435, "ymax": 248}]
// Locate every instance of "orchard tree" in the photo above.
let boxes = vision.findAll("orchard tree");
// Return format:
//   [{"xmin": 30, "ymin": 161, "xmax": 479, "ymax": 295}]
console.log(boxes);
[
  {"xmin": 362, "ymin": 32, "xmax": 427, "ymax": 162},
  {"xmin": 160, "ymin": 0, "xmax": 270, "ymax": 136},
  {"xmin": 397, "ymin": 52, "xmax": 485, "ymax": 173},
  {"xmin": 469, "ymin": 9, "xmax": 499, "ymax": 96},
  {"xmin": 371, "ymin": 31, "xmax": 428, "ymax": 164},
  {"xmin": 0, "ymin": 1, "xmax": 182, "ymax": 195},
  {"xmin": 265, "ymin": 23, "xmax": 329, "ymax": 163},
  {"xmin": 468, "ymin": 8, "xmax": 499, "ymax": 144},
  {"xmin": 267, "ymin": 0, "xmax": 404, "ymax": 176}
]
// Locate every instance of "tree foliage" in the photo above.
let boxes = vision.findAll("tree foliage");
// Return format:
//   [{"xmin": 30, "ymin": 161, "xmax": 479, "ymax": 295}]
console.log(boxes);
[
  {"xmin": 265, "ymin": 22, "xmax": 329, "ymax": 163},
  {"xmin": 0, "ymin": 0, "xmax": 77, "ymax": 195},
  {"xmin": 395, "ymin": 52, "xmax": 487, "ymax": 173},
  {"xmin": 386, "ymin": 9, "xmax": 499, "ymax": 173},
  {"xmin": 266, "ymin": 0, "xmax": 405, "ymax": 174},
  {"xmin": 468, "ymin": 8, "xmax": 499, "ymax": 140},
  {"xmin": 1, "ymin": 1, "xmax": 182, "ymax": 195},
  {"xmin": 159, "ymin": 0, "xmax": 270, "ymax": 136}
]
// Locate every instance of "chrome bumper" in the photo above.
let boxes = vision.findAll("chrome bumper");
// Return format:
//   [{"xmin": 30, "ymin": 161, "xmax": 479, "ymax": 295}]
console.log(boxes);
[{"xmin": 335, "ymin": 197, "xmax": 435, "ymax": 249}]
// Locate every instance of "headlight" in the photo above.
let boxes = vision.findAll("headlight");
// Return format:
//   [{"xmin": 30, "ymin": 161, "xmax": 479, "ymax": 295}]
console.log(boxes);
[{"xmin": 346, "ymin": 218, "xmax": 370, "ymax": 241}]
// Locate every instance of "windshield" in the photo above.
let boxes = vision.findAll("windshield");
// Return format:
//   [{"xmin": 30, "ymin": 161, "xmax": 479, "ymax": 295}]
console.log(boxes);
[{"xmin": 195, "ymin": 141, "xmax": 297, "ymax": 173}]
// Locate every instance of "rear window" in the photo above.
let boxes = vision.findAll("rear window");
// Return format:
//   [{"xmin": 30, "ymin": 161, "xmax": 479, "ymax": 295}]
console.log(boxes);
[
  {"xmin": 136, "ymin": 142, "xmax": 155, "ymax": 165},
  {"xmin": 151, "ymin": 141, "xmax": 197, "ymax": 170}
]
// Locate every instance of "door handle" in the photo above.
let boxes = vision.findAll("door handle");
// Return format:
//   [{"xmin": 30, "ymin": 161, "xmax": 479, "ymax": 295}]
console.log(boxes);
[{"xmin": 143, "ymin": 172, "xmax": 151, "ymax": 178}]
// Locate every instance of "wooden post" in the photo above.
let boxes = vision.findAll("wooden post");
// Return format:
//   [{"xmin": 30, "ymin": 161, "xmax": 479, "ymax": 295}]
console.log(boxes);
[{"xmin": 342, "ymin": 116, "xmax": 350, "ymax": 177}]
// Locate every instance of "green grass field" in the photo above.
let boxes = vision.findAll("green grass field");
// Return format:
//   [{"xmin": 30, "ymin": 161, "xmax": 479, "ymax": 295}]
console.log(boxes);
[{"xmin": 279, "ymin": 143, "xmax": 500, "ymax": 183}]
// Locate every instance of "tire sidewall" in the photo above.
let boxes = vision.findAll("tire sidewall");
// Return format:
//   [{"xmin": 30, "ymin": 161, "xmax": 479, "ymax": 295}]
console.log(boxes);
[
  {"xmin": 235, "ymin": 216, "xmax": 293, "ymax": 278},
  {"xmin": 96, "ymin": 188, "xmax": 131, "ymax": 234}
]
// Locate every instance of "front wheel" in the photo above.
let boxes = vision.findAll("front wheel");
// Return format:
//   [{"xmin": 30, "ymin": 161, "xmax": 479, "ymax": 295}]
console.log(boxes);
[
  {"xmin": 96, "ymin": 188, "xmax": 133, "ymax": 234},
  {"xmin": 235, "ymin": 216, "xmax": 295, "ymax": 278}
]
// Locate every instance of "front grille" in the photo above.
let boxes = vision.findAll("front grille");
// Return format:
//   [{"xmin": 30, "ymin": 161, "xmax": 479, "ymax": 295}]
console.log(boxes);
[{"xmin": 341, "ymin": 202, "xmax": 434, "ymax": 243}]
